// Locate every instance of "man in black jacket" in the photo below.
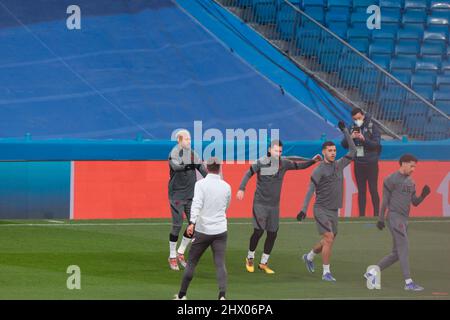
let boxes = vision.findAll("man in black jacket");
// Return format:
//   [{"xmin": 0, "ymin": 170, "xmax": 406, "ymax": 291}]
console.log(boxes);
[{"xmin": 341, "ymin": 108, "xmax": 381, "ymax": 217}]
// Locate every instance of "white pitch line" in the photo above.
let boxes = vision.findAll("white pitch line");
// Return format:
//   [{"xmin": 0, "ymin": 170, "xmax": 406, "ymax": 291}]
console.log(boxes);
[
  {"xmin": 45, "ymin": 220, "xmax": 65, "ymax": 224},
  {"xmin": 0, "ymin": 220, "xmax": 449, "ymax": 227}
]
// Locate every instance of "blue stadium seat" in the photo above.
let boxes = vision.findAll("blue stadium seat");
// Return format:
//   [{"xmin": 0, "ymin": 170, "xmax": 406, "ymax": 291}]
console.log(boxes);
[
  {"xmin": 347, "ymin": 27, "xmax": 372, "ymax": 41},
  {"xmin": 397, "ymin": 25, "xmax": 424, "ymax": 40},
  {"xmin": 381, "ymin": 8, "xmax": 402, "ymax": 25},
  {"xmin": 303, "ymin": 0, "xmax": 325, "ymax": 6},
  {"xmin": 349, "ymin": 38, "xmax": 370, "ymax": 53},
  {"xmin": 276, "ymin": 5, "xmax": 298, "ymax": 40},
  {"xmin": 350, "ymin": 11, "xmax": 370, "ymax": 27},
  {"xmin": 326, "ymin": 8, "xmax": 351, "ymax": 24},
  {"xmin": 379, "ymin": 87, "xmax": 406, "ymax": 120},
  {"xmin": 415, "ymin": 57, "xmax": 441, "ymax": 75},
  {"xmin": 421, "ymin": 42, "xmax": 446, "ymax": 57},
  {"xmin": 412, "ymin": 84, "xmax": 433, "ymax": 94},
  {"xmin": 434, "ymin": 90, "xmax": 450, "ymax": 102},
  {"xmin": 411, "ymin": 87, "xmax": 433, "ymax": 101},
  {"xmin": 369, "ymin": 39, "xmax": 395, "ymax": 57},
  {"xmin": 423, "ymin": 26, "xmax": 449, "ymax": 42},
  {"xmin": 236, "ymin": 0, "xmax": 253, "ymax": 6},
  {"xmin": 339, "ymin": 62, "xmax": 363, "ymax": 87},
  {"xmin": 253, "ymin": 0, "xmax": 278, "ymax": 24},
  {"xmin": 295, "ymin": 23, "xmax": 322, "ymax": 56},
  {"xmin": 436, "ymin": 74, "xmax": 450, "ymax": 88},
  {"xmin": 372, "ymin": 25, "xmax": 398, "ymax": 40},
  {"xmin": 353, "ymin": 0, "xmax": 380, "ymax": 10},
  {"xmin": 402, "ymin": 10, "xmax": 428, "ymax": 25},
  {"xmin": 435, "ymin": 101, "xmax": 450, "ymax": 116},
  {"xmin": 318, "ymin": 41, "xmax": 343, "ymax": 72},
  {"xmin": 326, "ymin": 22, "xmax": 348, "ymax": 38},
  {"xmin": 390, "ymin": 56, "xmax": 416, "ymax": 72},
  {"xmin": 404, "ymin": 0, "xmax": 429, "ymax": 10},
  {"xmin": 304, "ymin": 6, "xmax": 325, "ymax": 22},
  {"xmin": 424, "ymin": 110, "xmax": 449, "ymax": 140},
  {"xmin": 427, "ymin": 11, "xmax": 450, "ymax": 25},
  {"xmin": 392, "ymin": 72, "xmax": 412, "ymax": 85},
  {"xmin": 404, "ymin": 91, "xmax": 430, "ymax": 135},
  {"xmin": 430, "ymin": 0, "xmax": 450, "ymax": 11},
  {"xmin": 395, "ymin": 40, "xmax": 420, "ymax": 56},
  {"xmin": 327, "ymin": 0, "xmax": 351, "ymax": 7},
  {"xmin": 380, "ymin": 0, "xmax": 403, "ymax": 8},
  {"xmin": 412, "ymin": 73, "xmax": 436, "ymax": 88},
  {"xmin": 373, "ymin": 55, "xmax": 391, "ymax": 70}
]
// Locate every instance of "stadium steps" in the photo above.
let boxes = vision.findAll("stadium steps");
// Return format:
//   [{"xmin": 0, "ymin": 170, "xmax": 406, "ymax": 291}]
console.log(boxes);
[{"xmin": 214, "ymin": 0, "xmax": 450, "ymax": 140}]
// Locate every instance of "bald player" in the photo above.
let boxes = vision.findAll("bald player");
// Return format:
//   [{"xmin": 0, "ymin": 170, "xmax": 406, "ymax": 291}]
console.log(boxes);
[
  {"xmin": 365, "ymin": 154, "xmax": 431, "ymax": 291},
  {"xmin": 168, "ymin": 129, "xmax": 207, "ymax": 271},
  {"xmin": 298, "ymin": 121, "xmax": 356, "ymax": 282}
]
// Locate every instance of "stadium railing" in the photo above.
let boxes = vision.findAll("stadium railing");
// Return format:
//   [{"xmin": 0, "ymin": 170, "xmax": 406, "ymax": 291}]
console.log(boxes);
[{"xmin": 214, "ymin": 0, "xmax": 450, "ymax": 141}]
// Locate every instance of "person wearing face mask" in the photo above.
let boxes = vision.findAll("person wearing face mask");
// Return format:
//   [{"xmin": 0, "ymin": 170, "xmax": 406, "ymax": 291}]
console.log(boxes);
[{"xmin": 341, "ymin": 108, "xmax": 382, "ymax": 217}]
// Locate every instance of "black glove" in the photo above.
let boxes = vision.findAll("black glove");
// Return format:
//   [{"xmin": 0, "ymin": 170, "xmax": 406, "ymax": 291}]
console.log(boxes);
[
  {"xmin": 376, "ymin": 220, "xmax": 385, "ymax": 230},
  {"xmin": 338, "ymin": 120, "xmax": 346, "ymax": 132},
  {"xmin": 296, "ymin": 210, "xmax": 306, "ymax": 221},
  {"xmin": 420, "ymin": 185, "xmax": 431, "ymax": 198}
]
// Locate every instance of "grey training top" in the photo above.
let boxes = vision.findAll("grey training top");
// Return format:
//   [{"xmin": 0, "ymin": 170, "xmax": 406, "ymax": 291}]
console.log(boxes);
[
  {"xmin": 302, "ymin": 128, "xmax": 356, "ymax": 211},
  {"xmin": 168, "ymin": 146, "xmax": 208, "ymax": 200},
  {"xmin": 379, "ymin": 171, "xmax": 425, "ymax": 220},
  {"xmin": 239, "ymin": 156, "xmax": 316, "ymax": 207}
]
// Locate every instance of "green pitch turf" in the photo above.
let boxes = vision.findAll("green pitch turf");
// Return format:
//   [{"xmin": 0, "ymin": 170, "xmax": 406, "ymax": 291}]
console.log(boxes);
[{"xmin": 0, "ymin": 218, "xmax": 449, "ymax": 300}]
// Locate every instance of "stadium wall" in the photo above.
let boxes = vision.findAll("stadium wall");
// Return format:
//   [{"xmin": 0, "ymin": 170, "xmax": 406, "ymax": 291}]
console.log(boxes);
[{"xmin": 0, "ymin": 139, "xmax": 448, "ymax": 219}]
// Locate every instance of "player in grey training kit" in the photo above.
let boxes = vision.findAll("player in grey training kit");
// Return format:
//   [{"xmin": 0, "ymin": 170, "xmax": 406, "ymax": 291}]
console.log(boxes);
[
  {"xmin": 298, "ymin": 121, "xmax": 356, "ymax": 282},
  {"xmin": 168, "ymin": 130, "xmax": 207, "ymax": 271},
  {"xmin": 365, "ymin": 154, "xmax": 431, "ymax": 291},
  {"xmin": 237, "ymin": 139, "xmax": 321, "ymax": 274}
]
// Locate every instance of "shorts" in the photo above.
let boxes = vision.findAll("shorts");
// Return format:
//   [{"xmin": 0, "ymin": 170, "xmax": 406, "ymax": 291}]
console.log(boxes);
[
  {"xmin": 252, "ymin": 203, "xmax": 280, "ymax": 233},
  {"xmin": 170, "ymin": 199, "xmax": 192, "ymax": 228},
  {"xmin": 314, "ymin": 206, "xmax": 338, "ymax": 236}
]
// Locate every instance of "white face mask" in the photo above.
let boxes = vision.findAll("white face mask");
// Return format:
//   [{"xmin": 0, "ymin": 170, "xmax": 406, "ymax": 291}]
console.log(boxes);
[{"xmin": 354, "ymin": 119, "xmax": 364, "ymax": 127}]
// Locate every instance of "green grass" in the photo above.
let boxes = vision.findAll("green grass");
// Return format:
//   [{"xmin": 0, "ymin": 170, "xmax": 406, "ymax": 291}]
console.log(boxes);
[{"xmin": 0, "ymin": 218, "xmax": 449, "ymax": 300}]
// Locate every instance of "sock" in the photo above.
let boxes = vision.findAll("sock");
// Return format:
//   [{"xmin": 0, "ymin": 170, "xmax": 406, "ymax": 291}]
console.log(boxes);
[
  {"xmin": 177, "ymin": 236, "xmax": 191, "ymax": 255},
  {"xmin": 247, "ymin": 250, "xmax": 255, "ymax": 259},
  {"xmin": 178, "ymin": 291, "xmax": 186, "ymax": 299},
  {"xmin": 261, "ymin": 253, "xmax": 270, "ymax": 265},
  {"xmin": 405, "ymin": 278, "xmax": 413, "ymax": 285},
  {"xmin": 169, "ymin": 241, "xmax": 177, "ymax": 258},
  {"xmin": 307, "ymin": 250, "xmax": 316, "ymax": 261},
  {"xmin": 323, "ymin": 264, "xmax": 330, "ymax": 275},
  {"xmin": 218, "ymin": 291, "xmax": 226, "ymax": 299}
]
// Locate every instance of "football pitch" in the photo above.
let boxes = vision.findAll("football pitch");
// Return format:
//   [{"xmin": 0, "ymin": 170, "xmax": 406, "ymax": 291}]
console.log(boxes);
[{"xmin": 0, "ymin": 218, "xmax": 449, "ymax": 300}]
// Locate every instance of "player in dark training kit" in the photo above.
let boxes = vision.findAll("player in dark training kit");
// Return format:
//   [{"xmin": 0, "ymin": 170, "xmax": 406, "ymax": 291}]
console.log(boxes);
[
  {"xmin": 365, "ymin": 154, "xmax": 431, "ymax": 291},
  {"xmin": 237, "ymin": 140, "xmax": 321, "ymax": 274},
  {"xmin": 168, "ymin": 130, "xmax": 207, "ymax": 271},
  {"xmin": 298, "ymin": 121, "xmax": 356, "ymax": 282}
]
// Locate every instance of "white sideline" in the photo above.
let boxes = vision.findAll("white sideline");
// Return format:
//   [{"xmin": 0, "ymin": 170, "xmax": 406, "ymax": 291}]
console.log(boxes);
[{"xmin": 0, "ymin": 219, "xmax": 449, "ymax": 227}]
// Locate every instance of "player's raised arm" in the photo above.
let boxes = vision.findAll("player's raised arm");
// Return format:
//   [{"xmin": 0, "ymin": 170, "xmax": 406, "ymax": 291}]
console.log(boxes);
[
  {"xmin": 285, "ymin": 154, "xmax": 321, "ymax": 171},
  {"xmin": 411, "ymin": 185, "xmax": 431, "ymax": 207},
  {"xmin": 336, "ymin": 121, "xmax": 356, "ymax": 170}
]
